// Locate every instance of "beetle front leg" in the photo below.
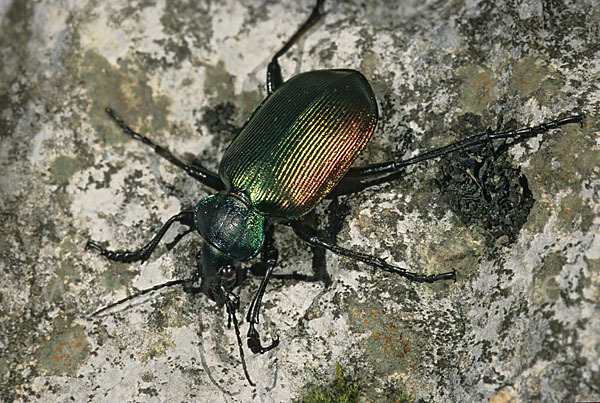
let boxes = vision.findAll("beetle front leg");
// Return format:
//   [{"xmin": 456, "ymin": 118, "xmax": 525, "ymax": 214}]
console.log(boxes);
[
  {"xmin": 86, "ymin": 211, "xmax": 195, "ymax": 262},
  {"xmin": 290, "ymin": 221, "xmax": 456, "ymax": 283},
  {"xmin": 246, "ymin": 228, "xmax": 280, "ymax": 354}
]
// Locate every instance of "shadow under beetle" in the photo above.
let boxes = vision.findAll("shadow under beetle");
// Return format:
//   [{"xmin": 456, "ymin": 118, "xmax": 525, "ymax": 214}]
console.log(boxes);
[{"xmin": 86, "ymin": 0, "xmax": 584, "ymax": 386}]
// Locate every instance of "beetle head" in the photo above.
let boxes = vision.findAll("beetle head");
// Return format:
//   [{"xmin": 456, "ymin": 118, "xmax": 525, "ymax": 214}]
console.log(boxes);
[
  {"xmin": 195, "ymin": 241, "xmax": 246, "ymax": 305},
  {"xmin": 194, "ymin": 192, "xmax": 266, "ymax": 304}
]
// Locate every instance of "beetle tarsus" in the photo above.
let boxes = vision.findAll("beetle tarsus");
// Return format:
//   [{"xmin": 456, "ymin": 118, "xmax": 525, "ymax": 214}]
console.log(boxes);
[
  {"xmin": 247, "ymin": 325, "xmax": 280, "ymax": 354},
  {"xmin": 86, "ymin": 211, "xmax": 195, "ymax": 263}
]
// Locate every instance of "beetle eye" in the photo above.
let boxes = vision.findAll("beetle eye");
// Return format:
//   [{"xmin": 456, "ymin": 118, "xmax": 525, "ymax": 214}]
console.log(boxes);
[{"xmin": 219, "ymin": 265, "xmax": 236, "ymax": 281}]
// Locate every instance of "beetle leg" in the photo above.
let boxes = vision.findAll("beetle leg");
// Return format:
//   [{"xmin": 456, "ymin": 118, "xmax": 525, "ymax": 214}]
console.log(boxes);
[
  {"xmin": 105, "ymin": 107, "xmax": 225, "ymax": 191},
  {"xmin": 329, "ymin": 114, "xmax": 585, "ymax": 197},
  {"xmin": 290, "ymin": 221, "xmax": 456, "ymax": 283},
  {"xmin": 86, "ymin": 211, "xmax": 195, "ymax": 263},
  {"xmin": 181, "ymin": 262, "xmax": 203, "ymax": 294},
  {"xmin": 266, "ymin": 0, "xmax": 326, "ymax": 95},
  {"xmin": 165, "ymin": 228, "xmax": 195, "ymax": 251},
  {"xmin": 91, "ymin": 278, "xmax": 189, "ymax": 317},
  {"xmin": 246, "ymin": 228, "xmax": 280, "ymax": 354},
  {"xmin": 223, "ymin": 290, "xmax": 256, "ymax": 386}
]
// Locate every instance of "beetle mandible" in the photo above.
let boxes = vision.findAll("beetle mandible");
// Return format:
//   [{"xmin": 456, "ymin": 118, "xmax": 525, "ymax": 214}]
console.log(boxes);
[{"xmin": 86, "ymin": 0, "xmax": 584, "ymax": 386}]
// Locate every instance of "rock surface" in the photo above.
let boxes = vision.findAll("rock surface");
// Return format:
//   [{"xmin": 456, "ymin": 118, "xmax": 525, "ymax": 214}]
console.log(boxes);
[{"xmin": 1, "ymin": 0, "xmax": 598, "ymax": 401}]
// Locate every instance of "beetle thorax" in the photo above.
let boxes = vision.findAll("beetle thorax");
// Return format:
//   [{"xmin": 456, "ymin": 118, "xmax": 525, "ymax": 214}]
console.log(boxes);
[{"xmin": 194, "ymin": 192, "xmax": 267, "ymax": 262}]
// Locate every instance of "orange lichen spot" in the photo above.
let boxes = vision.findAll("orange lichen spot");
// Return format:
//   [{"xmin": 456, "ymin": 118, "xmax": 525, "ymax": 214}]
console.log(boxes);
[
  {"xmin": 402, "ymin": 339, "xmax": 408, "ymax": 345},
  {"xmin": 55, "ymin": 347, "xmax": 61, "ymax": 353},
  {"xmin": 403, "ymin": 345, "xmax": 410, "ymax": 353},
  {"xmin": 371, "ymin": 310, "xmax": 376, "ymax": 315},
  {"xmin": 388, "ymin": 325, "xmax": 395, "ymax": 332},
  {"xmin": 537, "ymin": 178, "xmax": 542, "ymax": 183},
  {"xmin": 374, "ymin": 334, "xmax": 380, "ymax": 340},
  {"xmin": 59, "ymin": 341, "xmax": 69, "ymax": 347},
  {"xmin": 396, "ymin": 351, "xmax": 405, "ymax": 359},
  {"xmin": 75, "ymin": 342, "xmax": 82, "ymax": 348},
  {"xmin": 53, "ymin": 355, "xmax": 61, "ymax": 362},
  {"xmin": 520, "ymin": 71, "xmax": 525, "ymax": 76},
  {"xmin": 565, "ymin": 209, "xmax": 571, "ymax": 215},
  {"xmin": 567, "ymin": 162, "xmax": 573, "ymax": 168},
  {"xmin": 364, "ymin": 319, "xmax": 368, "ymax": 323},
  {"xmin": 385, "ymin": 335, "xmax": 391, "ymax": 344},
  {"xmin": 395, "ymin": 338, "xmax": 400, "ymax": 343}
]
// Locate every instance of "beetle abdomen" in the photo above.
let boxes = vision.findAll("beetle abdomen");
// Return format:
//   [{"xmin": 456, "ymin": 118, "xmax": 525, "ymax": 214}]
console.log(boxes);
[{"xmin": 219, "ymin": 69, "xmax": 378, "ymax": 219}]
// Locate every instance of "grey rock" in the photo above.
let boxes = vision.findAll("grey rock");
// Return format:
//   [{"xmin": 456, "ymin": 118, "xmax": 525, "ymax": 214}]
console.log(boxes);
[{"xmin": 1, "ymin": 0, "xmax": 598, "ymax": 401}]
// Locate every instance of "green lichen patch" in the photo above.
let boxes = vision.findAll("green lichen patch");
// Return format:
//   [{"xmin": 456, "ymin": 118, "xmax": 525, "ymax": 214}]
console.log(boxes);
[
  {"xmin": 203, "ymin": 60, "xmax": 235, "ymax": 101},
  {"xmin": 50, "ymin": 155, "xmax": 84, "ymax": 186},
  {"xmin": 556, "ymin": 193, "xmax": 595, "ymax": 235},
  {"xmin": 350, "ymin": 306, "xmax": 414, "ymax": 375},
  {"xmin": 342, "ymin": 301, "xmax": 423, "ymax": 401},
  {"xmin": 458, "ymin": 65, "xmax": 498, "ymax": 113},
  {"xmin": 80, "ymin": 50, "xmax": 171, "ymax": 145},
  {"xmin": 534, "ymin": 252, "xmax": 567, "ymax": 304},
  {"xmin": 507, "ymin": 56, "xmax": 564, "ymax": 105},
  {"xmin": 141, "ymin": 336, "xmax": 175, "ymax": 365},
  {"xmin": 415, "ymin": 224, "xmax": 486, "ymax": 278},
  {"xmin": 527, "ymin": 117, "xmax": 594, "ymax": 193},
  {"xmin": 97, "ymin": 261, "xmax": 140, "ymax": 293},
  {"xmin": 35, "ymin": 316, "xmax": 91, "ymax": 376}
]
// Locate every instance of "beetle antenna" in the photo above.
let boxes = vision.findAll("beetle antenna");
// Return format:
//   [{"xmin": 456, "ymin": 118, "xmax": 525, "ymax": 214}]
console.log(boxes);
[
  {"xmin": 224, "ymin": 288, "xmax": 256, "ymax": 387},
  {"xmin": 91, "ymin": 278, "xmax": 189, "ymax": 317}
]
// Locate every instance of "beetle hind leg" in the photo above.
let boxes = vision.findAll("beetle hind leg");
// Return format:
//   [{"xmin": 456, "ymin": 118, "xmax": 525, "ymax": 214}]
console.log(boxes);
[
  {"xmin": 266, "ymin": 0, "xmax": 326, "ymax": 95},
  {"xmin": 329, "ymin": 114, "xmax": 585, "ymax": 197},
  {"xmin": 290, "ymin": 221, "xmax": 456, "ymax": 283}
]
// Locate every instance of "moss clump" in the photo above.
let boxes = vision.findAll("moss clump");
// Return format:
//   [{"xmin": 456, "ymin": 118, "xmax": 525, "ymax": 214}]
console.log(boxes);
[{"xmin": 298, "ymin": 362, "xmax": 360, "ymax": 403}]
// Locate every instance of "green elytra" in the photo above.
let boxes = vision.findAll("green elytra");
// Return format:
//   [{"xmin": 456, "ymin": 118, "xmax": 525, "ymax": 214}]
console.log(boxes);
[{"xmin": 220, "ymin": 69, "xmax": 378, "ymax": 220}]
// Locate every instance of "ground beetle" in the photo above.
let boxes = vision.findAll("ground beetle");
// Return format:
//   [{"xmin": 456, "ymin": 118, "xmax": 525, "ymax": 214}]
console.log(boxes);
[{"xmin": 86, "ymin": 0, "xmax": 584, "ymax": 386}]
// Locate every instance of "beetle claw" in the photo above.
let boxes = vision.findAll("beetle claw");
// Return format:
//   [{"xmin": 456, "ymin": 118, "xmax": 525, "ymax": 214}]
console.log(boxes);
[{"xmin": 248, "ymin": 325, "xmax": 279, "ymax": 354}]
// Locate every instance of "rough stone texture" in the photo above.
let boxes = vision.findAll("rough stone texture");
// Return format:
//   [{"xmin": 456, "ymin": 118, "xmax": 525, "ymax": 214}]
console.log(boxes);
[{"xmin": 1, "ymin": 0, "xmax": 598, "ymax": 401}]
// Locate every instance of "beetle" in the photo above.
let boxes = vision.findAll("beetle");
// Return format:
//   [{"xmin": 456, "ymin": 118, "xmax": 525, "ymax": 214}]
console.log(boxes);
[{"xmin": 86, "ymin": 0, "xmax": 584, "ymax": 386}]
